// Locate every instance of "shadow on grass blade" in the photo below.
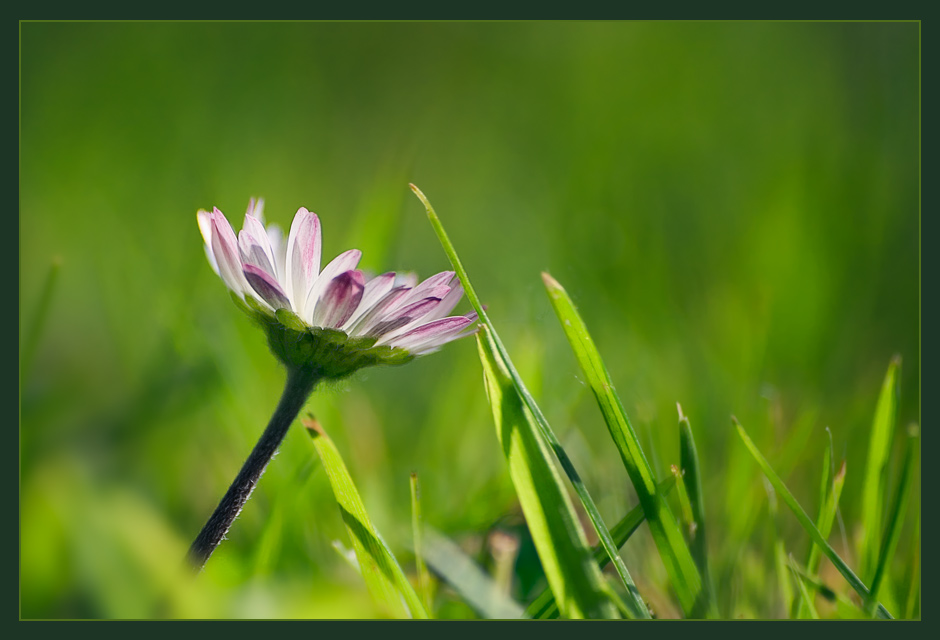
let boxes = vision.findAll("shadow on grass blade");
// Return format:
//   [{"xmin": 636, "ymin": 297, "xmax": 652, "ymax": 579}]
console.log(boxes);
[{"xmin": 305, "ymin": 417, "xmax": 428, "ymax": 619}]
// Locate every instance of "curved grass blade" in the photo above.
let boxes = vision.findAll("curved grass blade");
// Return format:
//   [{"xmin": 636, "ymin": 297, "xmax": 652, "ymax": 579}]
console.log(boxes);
[
  {"xmin": 788, "ymin": 554, "xmax": 819, "ymax": 619},
  {"xmin": 413, "ymin": 184, "xmax": 648, "ymax": 618},
  {"xmin": 677, "ymin": 404, "xmax": 716, "ymax": 610},
  {"xmin": 422, "ymin": 526, "xmax": 526, "ymax": 619},
  {"xmin": 304, "ymin": 417, "xmax": 428, "ymax": 619},
  {"xmin": 542, "ymin": 272, "xmax": 714, "ymax": 618},
  {"xmin": 410, "ymin": 472, "xmax": 433, "ymax": 614},
  {"xmin": 866, "ymin": 424, "xmax": 918, "ymax": 616},
  {"xmin": 860, "ymin": 355, "xmax": 901, "ymax": 580},
  {"xmin": 477, "ymin": 329, "xmax": 618, "ymax": 619},
  {"xmin": 734, "ymin": 418, "xmax": 893, "ymax": 619},
  {"xmin": 526, "ymin": 475, "xmax": 677, "ymax": 619}
]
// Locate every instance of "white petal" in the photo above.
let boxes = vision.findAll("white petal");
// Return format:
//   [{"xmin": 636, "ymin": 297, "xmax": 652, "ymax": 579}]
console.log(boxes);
[
  {"xmin": 304, "ymin": 249, "xmax": 361, "ymax": 324},
  {"xmin": 210, "ymin": 208, "xmax": 248, "ymax": 296},
  {"xmin": 285, "ymin": 208, "xmax": 322, "ymax": 318}
]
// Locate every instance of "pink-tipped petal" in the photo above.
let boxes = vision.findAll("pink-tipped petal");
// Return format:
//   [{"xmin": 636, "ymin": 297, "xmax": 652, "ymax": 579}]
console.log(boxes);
[
  {"xmin": 368, "ymin": 297, "xmax": 443, "ymax": 338},
  {"xmin": 304, "ymin": 249, "xmax": 361, "ymax": 324},
  {"xmin": 244, "ymin": 263, "xmax": 291, "ymax": 311},
  {"xmin": 342, "ymin": 272, "xmax": 397, "ymax": 329},
  {"xmin": 238, "ymin": 230, "xmax": 278, "ymax": 278},
  {"xmin": 285, "ymin": 208, "xmax": 322, "ymax": 316},
  {"xmin": 210, "ymin": 208, "xmax": 249, "ymax": 295},
  {"xmin": 377, "ymin": 316, "xmax": 474, "ymax": 350},
  {"xmin": 423, "ymin": 278, "xmax": 465, "ymax": 322},
  {"xmin": 311, "ymin": 270, "xmax": 365, "ymax": 328},
  {"xmin": 242, "ymin": 214, "xmax": 277, "ymax": 277},
  {"xmin": 346, "ymin": 286, "xmax": 411, "ymax": 336}
]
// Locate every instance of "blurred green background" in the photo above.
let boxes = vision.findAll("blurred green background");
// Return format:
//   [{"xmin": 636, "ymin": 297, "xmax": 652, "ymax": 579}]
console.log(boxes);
[{"xmin": 20, "ymin": 21, "xmax": 919, "ymax": 619}]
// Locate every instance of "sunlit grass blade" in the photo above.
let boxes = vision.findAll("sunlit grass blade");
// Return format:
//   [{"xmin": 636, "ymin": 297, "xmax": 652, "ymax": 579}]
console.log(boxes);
[
  {"xmin": 21, "ymin": 256, "xmax": 62, "ymax": 382},
  {"xmin": 860, "ymin": 355, "xmax": 901, "ymax": 580},
  {"xmin": 734, "ymin": 418, "xmax": 893, "ymax": 619},
  {"xmin": 422, "ymin": 526, "xmax": 526, "ymax": 619},
  {"xmin": 677, "ymin": 404, "xmax": 716, "ymax": 610},
  {"xmin": 866, "ymin": 424, "xmax": 918, "ymax": 616},
  {"xmin": 304, "ymin": 417, "xmax": 428, "ymax": 619},
  {"xmin": 526, "ymin": 475, "xmax": 677, "ymax": 619},
  {"xmin": 476, "ymin": 329, "xmax": 618, "ymax": 619},
  {"xmin": 414, "ymin": 184, "xmax": 648, "ymax": 619},
  {"xmin": 410, "ymin": 472, "xmax": 433, "ymax": 615},
  {"xmin": 542, "ymin": 271, "xmax": 713, "ymax": 618}
]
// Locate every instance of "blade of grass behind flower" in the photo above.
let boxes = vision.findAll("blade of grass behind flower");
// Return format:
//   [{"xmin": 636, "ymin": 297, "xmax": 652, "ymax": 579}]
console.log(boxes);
[
  {"xmin": 866, "ymin": 424, "xmax": 918, "ymax": 616},
  {"xmin": 413, "ymin": 184, "xmax": 648, "ymax": 618},
  {"xmin": 422, "ymin": 526, "xmax": 526, "ymax": 619},
  {"xmin": 526, "ymin": 475, "xmax": 677, "ymax": 619},
  {"xmin": 860, "ymin": 355, "xmax": 901, "ymax": 580},
  {"xmin": 304, "ymin": 417, "xmax": 428, "ymax": 619},
  {"xmin": 410, "ymin": 472, "xmax": 433, "ymax": 614},
  {"xmin": 542, "ymin": 272, "xmax": 713, "ymax": 618},
  {"xmin": 476, "ymin": 329, "xmax": 619, "ymax": 619},
  {"xmin": 734, "ymin": 418, "xmax": 893, "ymax": 619}
]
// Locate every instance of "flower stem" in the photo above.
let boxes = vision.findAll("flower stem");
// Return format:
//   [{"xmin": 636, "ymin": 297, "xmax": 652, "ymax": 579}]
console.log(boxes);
[{"xmin": 187, "ymin": 366, "xmax": 320, "ymax": 572}]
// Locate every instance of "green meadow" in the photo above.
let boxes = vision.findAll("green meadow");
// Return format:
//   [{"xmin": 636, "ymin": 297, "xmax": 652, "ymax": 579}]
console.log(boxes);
[{"xmin": 20, "ymin": 21, "xmax": 919, "ymax": 619}]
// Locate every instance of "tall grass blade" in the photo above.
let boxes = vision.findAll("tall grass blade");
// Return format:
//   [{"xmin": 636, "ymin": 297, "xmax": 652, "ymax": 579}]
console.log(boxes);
[
  {"xmin": 542, "ymin": 271, "xmax": 714, "ymax": 618},
  {"xmin": 422, "ymin": 526, "xmax": 526, "ymax": 619},
  {"xmin": 866, "ymin": 424, "xmax": 918, "ymax": 616},
  {"xmin": 734, "ymin": 418, "xmax": 893, "ymax": 619},
  {"xmin": 526, "ymin": 475, "xmax": 677, "ymax": 619},
  {"xmin": 860, "ymin": 355, "xmax": 901, "ymax": 580},
  {"xmin": 410, "ymin": 472, "xmax": 433, "ymax": 614},
  {"xmin": 304, "ymin": 417, "xmax": 428, "ymax": 619},
  {"xmin": 414, "ymin": 184, "xmax": 647, "ymax": 618},
  {"xmin": 476, "ymin": 329, "xmax": 618, "ymax": 619},
  {"xmin": 677, "ymin": 404, "xmax": 716, "ymax": 610}
]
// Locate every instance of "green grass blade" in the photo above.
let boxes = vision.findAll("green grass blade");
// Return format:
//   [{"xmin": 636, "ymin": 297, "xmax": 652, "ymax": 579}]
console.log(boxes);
[
  {"xmin": 526, "ymin": 475, "xmax": 677, "ymax": 619},
  {"xmin": 304, "ymin": 417, "xmax": 428, "ymax": 619},
  {"xmin": 410, "ymin": 472, "xmax": 433, "ymax": 615},
  {"xmin": 734, "ymin": 418, "xmax": 893, "ymax": 619},
  {"xmin": 866, "ymin": 424, "xmax": 918, "ymax": 615},
  {"xmin": 763, "ymin": 477, "xmax": 795, "ymax": 616},
  {"xmin": 860, "ymin": 355, "xmax": 901, "ymax": 580},
  {"xmin": 677, "ymin": 404, "xmax": 716, "ymax": 610},
  {"xmin": 414, "ymin": 184, "xmax": 647, "ymax": 618},
  {"xmin": 422, "ymin": 526, "xmax": 526, "ymax": 619},
  {"xmin": 476, "ymin": 329, "xmax": 618, "ymax": 619},
  {"xmin": 542, "ymin": 271, "xmax": 714, "ymax": 618}
]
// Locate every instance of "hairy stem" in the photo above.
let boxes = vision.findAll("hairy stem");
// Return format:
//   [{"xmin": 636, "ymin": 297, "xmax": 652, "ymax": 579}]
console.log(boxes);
[{"xmin": 187, "ymin": 366, "xmax": 320, "ymax": 572}]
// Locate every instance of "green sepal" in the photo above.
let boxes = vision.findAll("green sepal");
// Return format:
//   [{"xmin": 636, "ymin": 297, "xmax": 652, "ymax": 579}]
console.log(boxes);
[{"xmin": 230, "ymin": 293, "xmax": 414, "ymax": 379}]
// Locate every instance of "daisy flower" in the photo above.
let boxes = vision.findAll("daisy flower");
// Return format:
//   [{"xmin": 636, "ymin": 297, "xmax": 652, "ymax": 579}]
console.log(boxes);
[{"xmin": 197, "ymin": 199, "xmax": 477, "ymax": 377}]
